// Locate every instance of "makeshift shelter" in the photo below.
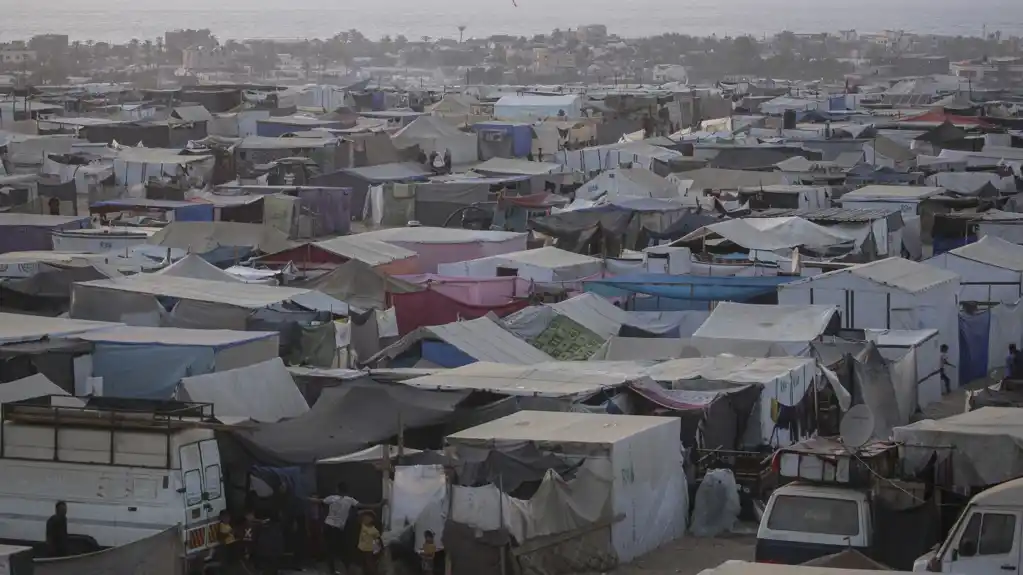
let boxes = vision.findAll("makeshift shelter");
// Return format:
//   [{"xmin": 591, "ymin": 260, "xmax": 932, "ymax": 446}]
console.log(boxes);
[
  {"xmin": 392, "ymin": 115, "xmax": 479, "ymax": 164},
  {"xmin": 0, "ymin": 313, "xmax": 118, "ymax": 344},
  {"xmin": 494, "ymin": 94, "xmax": 583, "ymax": 121},
  {"xmin": 926, "ymin": 235, "xmax": 1023, "ymax": 303},
  {"xmin": 297, "ymin": 259, "xmax": 420, "ymax": 311},
  {"xmin": 259, "ymin": 235, "xmax": 420, "ymax": 275},
  {"xmin": 749, "ymin": 207, "xmax": 906, "ymax": 259},
  {"xmin": 0, "ymin": 214, "xmax": 89, "ymax": 254},
  {"xmin": 447, "ymin": 411, "xmax": 686, "ymax": 565},
  {"xmin": 70, "ymin": 274, "xmax": 346, "ymax": 328},
  {"xmin": 585, "ymin": 274, "xmax": 800, "ymax": 311},
  {"xmin": 315, "ymin": 163, "xmax": 431, "ymax": 221},
  {"xmin": 437, "ymin": 247, "xmax": 603, "ymax": 282},
  {"xmin": 838, "ymin": 185, "xmax": 943, "ymax": 215},
  {"xmin": 736, "ymin": 185, "xmax": 830, "ymax": 210},
  {"xmin": 644, "ymin": 356, "xmax": 819, "ymax": 447},
  {"xmin": 177, "ymin": 357, "xmax": 308, "ymax": 423},
  {"xmin": 472, "ymin": 121, "xmax": 535, "ymax": 158},
  {"xmin": 111, "ymin": 147, "xmax": 214, "ymax": 188},
  {"xmin": 673, "ymin": 167, "xmax": 787, "ymax": 193},
  {"xmin": 354, "ymin": 228, "xmax": 528, "ymax": 273},
  {"xmin": 472, "ymin": 157, "xmax": 562, "ymax": 177},
  {"xmin": 675, "ymin": 217, "xmax": 856, "ymax": 256},
  {"xmin": 894, "ymin": 407, "xmax": 1023, "ymax": 488},
  {"xmin": 147, "ymin": 221, "xmax": 294, "ymax": 265},
  {"xmin": 692, "ymin": 302, "xmax": 838, "ymax": 355},
  {"xmin": 779, "ymin": 258, "xmax": 961, "ymax": 386},
  {"xmin": 401, "ymin": 362, "xmax": 634, "ymax": 400},
  {"xmin": 153, "ymin": 253, "xmax": 243, "ymax": 282},
  {"xmin": 863, "ymin": 328, "xmax": 943, "ymax": 413},
  {"xmin": 367, "ymin": 316, "xmax": 553, "ymax": 368},
  {"xmin": 76, "ymin": 326, "xmax": 279, "ymax": 399},
  {"xmin": 575, "ymin": 167, "xmax": 681, "ymax": 202}
]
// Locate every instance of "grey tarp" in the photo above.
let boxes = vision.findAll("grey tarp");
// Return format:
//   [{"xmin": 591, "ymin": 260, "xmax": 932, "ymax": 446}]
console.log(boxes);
[
  {"xmin": 34, "ymin": 526, "xmax": 183, "ymax": 575},
  {"xmin": 893, "ymin": 407, "xmax": 1023, "ymax": 487},
  {"xmin": 298, "ymin": 260, "xmax": 420, "ymax": 311},
  {"xmin": 851, "ymin": 343, "xmax": 904, "ymax": 440},
  {"xmin": 231, "ymin": 382, "xmax": 468, "ymax": 464}
]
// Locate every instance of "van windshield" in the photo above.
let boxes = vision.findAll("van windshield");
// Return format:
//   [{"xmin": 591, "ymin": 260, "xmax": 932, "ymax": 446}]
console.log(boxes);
[{"xmin": 767, "ymin": 495, "xmax": 860, "ymax": 536}]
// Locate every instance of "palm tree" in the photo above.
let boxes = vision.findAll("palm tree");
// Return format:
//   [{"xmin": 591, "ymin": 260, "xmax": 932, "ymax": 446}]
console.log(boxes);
[{"xmin": 458, "ymin": 25, "xmax": 467, "ymax": 44}]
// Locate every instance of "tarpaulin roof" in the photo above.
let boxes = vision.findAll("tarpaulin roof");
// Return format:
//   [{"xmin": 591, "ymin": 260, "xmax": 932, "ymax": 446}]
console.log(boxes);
[
  {"xmin": 678, "ymin": 217, "xmax": 855, "ymax": 251},
  {"xmin": 178, "ymin": 358, "xmax": 308, "ymax": 423},
  {"xmin": 575, "ymin": 167, "xmax": 680, "ymax": 201},
  {"xmin": 0, "ymin": 214, "xmax": 89, "ymax": 228},
  {"xmin": 153, "ymin": 253, "xmax": 244, "ymax": 282},
  {"xmin": 448, "ymin": 410, "xmax": 675, "ymax": 445},
  {"xmin": 401, "ymin": 362, "xmax": 633, "ymax": 398},
  {"xmin": 644, "ymin": 356, "xmax": 816, "ymax": 385},
  {"xmin": 901, "ymin": 110, "xmax": 992, "ymax": 128},
  {"xmin": 473, "ymin": 157, "xmax": 562, "ymax": 176},
  {"xmin": 841, "ymin": 185, "xmax": 943, "ymax": 202},
  {"xmin": 314, "ymin": 236, "xmax": 418, "ymax": 266},
  {"xmin": 584, "ymin": 273, "xmax": 799, "ymax": 302},
  {"xmin": 0, "ymin": 374, "xmax": 73, "ymax": 404},
  {"xmin": 74, "ymin": 274, "xmax": 313, "ymax": 308},
  {"xmin": 76, "ymin": 326, "xmax": 277, "ymax": 347},
  {"xmin": 946, "ymin": 235, "xmax": 1023, "ymax": 272},
  {"xmin": 343, "ymin": 162, "xmax": 433, "ymax": 182},
  {"xmin": 693, "ymin": 302, "xmax": 837, "ymax": 344},
  {"xmin": 357, "ymin": 226, "xmax": 525, "ymax": 245},
  {"xmin": 791, "ymin": 257, "xmax": 959, "ymax": 294},
  {"xmin": 147, "ymin": 221, "xmax": 294, "ymax": 254},
  {"xmin": 0, "ymin": 313, "xmax": 118, "ymax": 344},
  {"xmin": 675, "ymin": 168, "xmax": 786, "ymax": 191},
  {"xmin": 894, "ymin": 407, "xmax": 1023, "ymax": 487},
  {"xmin": 298, "ymin": 259, "xmax": 420, "ymax": 311},
  {"xmin": 369, "ymin": 316, "xmax": 553, "ymax": 366}
]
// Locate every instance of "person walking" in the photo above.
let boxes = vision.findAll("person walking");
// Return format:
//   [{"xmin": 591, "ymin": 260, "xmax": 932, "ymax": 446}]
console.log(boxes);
[
  {"xmin": 1007, "ymin": 344, "xmax": 1019, "ymax": 379},
  {"xmin": 940, "ymin": 344, "xmax": 955, "ymax": 393}
]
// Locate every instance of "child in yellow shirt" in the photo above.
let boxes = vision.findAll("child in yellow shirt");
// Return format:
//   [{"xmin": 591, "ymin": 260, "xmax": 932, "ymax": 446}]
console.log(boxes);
[{"xmin": 357, "ymin": 511, "xmax": 381, "ymax": 575}]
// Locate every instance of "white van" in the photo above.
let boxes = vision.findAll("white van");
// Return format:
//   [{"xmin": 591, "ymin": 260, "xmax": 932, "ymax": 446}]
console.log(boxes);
[
  {"xmin": 0, "ymin": 397, "xmax": 226, "ymax": 559},
  {"xmin": 756, "ymin": 482, "xmax": 872, "ymax": 564},
  {"xmin": 914, "ymin": 478, "xmax": 1023, "ymax": 574}
]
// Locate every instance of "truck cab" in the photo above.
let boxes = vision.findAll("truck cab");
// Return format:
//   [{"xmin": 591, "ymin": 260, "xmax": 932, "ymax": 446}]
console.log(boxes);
[
  {"xmin": 914, "ymin": 478, "xmax": 1023, "ymax": 574},
  {"xmin": 756, "ymin": 482, "xmax": 872, "ymax": 564},
  {"xmin": 0, "ymin": 396, "xmax": 226, "ymax": 562}
]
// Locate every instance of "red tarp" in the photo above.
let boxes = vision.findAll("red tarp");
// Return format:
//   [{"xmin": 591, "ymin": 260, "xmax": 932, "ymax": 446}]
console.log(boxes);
[
  {"xmin": 392, "ymin": 289, "xmax": 530, "ymax": 336},
  {"xmin": 902, "ymin": 110, "xmax": 992, "ymax": 128}
]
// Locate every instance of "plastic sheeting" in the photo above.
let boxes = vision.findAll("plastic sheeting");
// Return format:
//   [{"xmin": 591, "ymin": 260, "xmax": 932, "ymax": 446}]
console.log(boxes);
[
  {"xmin": 690, "ymin": 469, "xmax": 741, "ymax": 537},
  {"xmin": 388, "ymin": 465, "xmax": 449, "ymax": 550},
  {"xmin": 585, "ymin": 273, "xmax": 798, "ymax": 303},
  {"xmin": 396, "ymin": 274, "xmax": 530, "ymax": 306},
  {"xmin": 959, "ymin": 310, "xmax": 992, "ymax": 385},
  {"xmin": 178, "ymin": 358, "xmax": 309, "ymax": 423},
  {"xmin": 91, "ymin": 343, "xmax": 215, "ymax": 399},
  {"xmin": 392, "ymin": 290, "xmax": 530, "ymax": 337},
  {"xmin": 692, "ymin": 302, "xmax": 837, "ymax": 355}
]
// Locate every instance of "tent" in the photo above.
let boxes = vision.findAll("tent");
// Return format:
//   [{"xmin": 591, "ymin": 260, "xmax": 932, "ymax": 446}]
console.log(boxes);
[
  {"xmin": 147, "ymin": 221, "xmax": 294, "ymax": 264},
  {"xmin": 692, "ymin": 302, "xmax": 837, "ymax": 355},
  {"xmin": 401, "ymin": 362, "xmax": 635, "ymax": 400},
  {"xmin": 494, "ymin": 94, "xmax": 583, "ymax": 121},
  {"xmin": 584, "ymin": 274, "xmax": 800, "ymax": 311},
  {"xmin": 575, "ymin": 167, "xmax": 682, "ymax": 202},
  {"xmin": 779, "ymin": 258, "xmax": 961, "ymax": 386},
  {"xmin": 367, "ymin": 316, "xmax": 553, "ymax": 368},
  {"xmin": 77, "ymin": 326, "xmax": 279, "ymax": 399},
  {"xmin": 676, "ymin": 217, "xmax": 856, "ymax": 254},
  {"xmin": 70, "ymin": 274, "xmax": 347, "ymax": 328},
  {"xmin": 447, "ymin": 411, "xmax": 686, "ymax": 564},
  {"xmin": 437, "ymin": 246, "xmax": 603, "ymax": 282},
  {"xmin": 0, "ymin": 214, "xmax": 90, "ymax": 254},
  {"xmin": 392, "ymin": 115, "xmax": 479, "ymax": 164},
  {"xmin": 926, "ymin": 235, "xmax": 1023, "ymax": 303},
  {"xmin": 154, "ymin": 254, "xmax": 243, "ymax": 283},
  {"xmin": 895, "ymin": 407, "xmax": 1023, "ymax": 488},
  {"xmin": 298, "ymin": 259, "xmax": 421, "ymax": 311},
  {"xmin": 0, "ymin": 312, "xmax": 118, "ymax": 344},
  {"xmin": 354, "ymin": 227, "xmax": 528, "ymax": 273},
  {"xmin": 177, "ymin": 358, "xmax": 308, "ymax": 423}
]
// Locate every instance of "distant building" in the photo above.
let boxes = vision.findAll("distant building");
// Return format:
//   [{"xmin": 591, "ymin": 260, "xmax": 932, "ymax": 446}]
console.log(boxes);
[
  {"xmin": 652, "ymin": 64, "xmax": 688, "ymax": 84},
  {"xmin": 0, "ymin": 50, "xmax": 37, "ymax": 66},
  {"xmin": 577, "ymin": 24, "xmax": 608, "ymax": 43},
  {"xmin": 28, "ymin": 34, "xmax": 68, "ymax": 58},
  {"xmin": 533, "ymin": 48, "xmax": 575, "ymax": 74},
  {"xmin": 951, "ymin": 57, "xmax": 1023, "ymax": 86},
  {"xmin": 182, "ymin": 47, "xmax": 231, "ymax": 71}
]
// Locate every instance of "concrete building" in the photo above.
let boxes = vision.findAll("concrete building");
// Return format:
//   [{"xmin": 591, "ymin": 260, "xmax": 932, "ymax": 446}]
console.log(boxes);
[{"xmin": 533, "ymin": 48, "xmax": 576, "ymax": 74}]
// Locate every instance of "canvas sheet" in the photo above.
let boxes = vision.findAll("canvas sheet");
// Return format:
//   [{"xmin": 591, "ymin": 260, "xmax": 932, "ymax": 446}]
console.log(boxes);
[
  {"xmin": 178, "ymin": 358, "xmax": 309, "ymax": 423},
  {"xmin": 396, "ymin": 274, "xmax": 531, "ymax": 306},
  {"xmin": 92, "ymin": 343, "xmax": 215, "ymax": 399},
  {"xmin": 392, "ymin": 289, "xmax": 530, "ymax": 337},
  {"xmin": 852, "ymin": 344, "xmax": 905, "ymax": 440},
  {"xmin": 894, "ymin": 407, "xmax": 1023, "ymax": 487},
  {"xmin": 388, "ymin": 465, "xmax": 448, "ymax": 549},
  {"xmin": 232, "ymin": 382, "xmax": 467, "ymax": 464},
  {"xmin": 34, "ymin": 526, "xmax": 183, "ymax": 575},
  {"xmin": 0, "ymin": 373, "xmax": 73, "ymax": 404},
  {"xmin": 692, "ymin": 302, "xmax": 836, "ymax": 344}
]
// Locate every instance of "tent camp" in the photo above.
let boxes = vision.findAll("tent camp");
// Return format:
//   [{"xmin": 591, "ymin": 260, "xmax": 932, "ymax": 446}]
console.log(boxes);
[
  {"xmin": 437, "ymin": 247, "xmax": 603, "ymax": 282},
  {"xmin": 391, "ymin": 115, "xmax": 479, "ymax": 165},
  {"xmin": 447, "ymin": 411, "xmax": 686, "ymax": 564},
  {"xmin": 70, "ymin": 274, "xmax": 347, "ymax": 328},
  {"xmin": 692, "ymin": 302, "xmax": 838, "ymax": 355},
  {"xmin": 926, "ymin": 235, "xmax": 1023, "ymax": 303},
  {"xmin": 76, "ymin": 326, "xmax": 279, "ymax": 399},
  {"xmin": 575, "ymin": 167, "xmax": 682, "ymax": 202},
  {"xmin": 779, "ymin": 258, "xmax": 961, "ymax": 386}
]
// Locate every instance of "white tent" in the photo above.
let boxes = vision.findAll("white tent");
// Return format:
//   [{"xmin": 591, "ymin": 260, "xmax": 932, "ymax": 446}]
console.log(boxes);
[
  {"xmin": 447, "ymin": 411, "xmax": 686, "ymax": 563},
  {"xmin": 178, "ymin": 358, "xmax": 308, "ymax": 423},
  {"xmin": 494, "ymin": 94, "xmax": 583, "ymax": 121},
  {"xmin": 391, "ymin": 115, "xmax": 479, "ymax": 164},
  {"xmin": 436, "ymin": 247, "xmax": 602, "ymax": 282},
  {"xmin": 154, "ymin": 254, "xmax": 243, "ymax": 283},
  {"xmin": 678, "ymin": 217, "xmax": 855, "ymax": 252},
  {"xmin": 575, "ymin": 167, "xmax": 682, "ymax": 202},
  {"xmin": 692, "ymin": 302, "xmax": 837, "ymax": 355},
  {"xmin": 779, "ymin": 258, "xmax": 961, "ymax": 387},
  {"xmin": 926, "ymin": 235, "xmax": 1023, "ymax": 303}
]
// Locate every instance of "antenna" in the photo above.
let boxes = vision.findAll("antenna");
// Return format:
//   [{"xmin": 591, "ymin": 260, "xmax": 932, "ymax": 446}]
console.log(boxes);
[{"xmin": 839, "ymin": 404, "xmax": 875, "ymax": 449}]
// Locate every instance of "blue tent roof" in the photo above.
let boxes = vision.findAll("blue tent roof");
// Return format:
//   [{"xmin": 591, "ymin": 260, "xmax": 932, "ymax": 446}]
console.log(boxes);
[{"xmin": 583, "ymin": 273, "xmax": 798, "ymax": 302}]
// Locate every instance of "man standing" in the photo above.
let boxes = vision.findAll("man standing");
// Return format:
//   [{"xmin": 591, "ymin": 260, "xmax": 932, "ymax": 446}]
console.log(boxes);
[
  {"xmin": 311, "ymin": 483, "xmax": 359, "ymax": 575},
  {"xmin": 940, "ymin": 344, "xmax": 955, "ymax": 394},
  {"xmin": 46, "ymin": 501, "xmax": 70, "ymax": 557},
  {"xmin": 1007, "ymin": 344, "xmax": 1019, "ymax": 379}
]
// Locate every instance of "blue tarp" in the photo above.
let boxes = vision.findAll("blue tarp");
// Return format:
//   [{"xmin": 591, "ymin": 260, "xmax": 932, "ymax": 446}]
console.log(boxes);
[
  {"xmin": 472, "ymin": 123, "xmax": 533, "ymax": 157},
  {"xmin": 584, "ymin": 274, "xmax": 798, "ymax": 302},
  {"xmin": 91, "ymin": 343, "xmax": 215, "ymax": 399},
  {"xmin": 959, "ymin": 310, "xmax": 991, "ymax": 386},
  {"xmin": 934, "ymin": 235, "xmax": 975, "ymax": 255},
  {"xmin": 421, "ymin": 340, "xmax": 476, "ymax": 368}
]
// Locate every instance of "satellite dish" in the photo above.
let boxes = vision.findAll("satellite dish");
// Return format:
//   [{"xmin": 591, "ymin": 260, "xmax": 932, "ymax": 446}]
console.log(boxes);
[{"xmin": 840, "ymin": 404, "xmax": 876, "ymax": 449}]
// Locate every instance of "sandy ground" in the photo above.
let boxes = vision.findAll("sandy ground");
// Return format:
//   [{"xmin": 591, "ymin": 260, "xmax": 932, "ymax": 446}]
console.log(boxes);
[{"xmin": 597, "ymin": 533, "xmax": 756, "ymax": 575}]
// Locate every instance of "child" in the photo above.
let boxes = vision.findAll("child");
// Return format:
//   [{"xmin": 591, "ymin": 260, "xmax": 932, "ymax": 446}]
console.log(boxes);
[
  {"xmin": 418, "ymin": 531, "xmax": 437, "ymax": 575},
  {"xmin": 215, "ymin": 510, "xmax": 240, "ymax": 568},
  {"xmin": 356, "ymin": 511, "xmax": 381, "ymax": 575}
]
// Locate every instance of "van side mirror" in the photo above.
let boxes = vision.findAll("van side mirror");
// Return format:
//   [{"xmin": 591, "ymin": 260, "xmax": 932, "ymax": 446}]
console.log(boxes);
[{"xmin": 959, "ymin": 540, "xmax": 978, "ymax": 558}]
